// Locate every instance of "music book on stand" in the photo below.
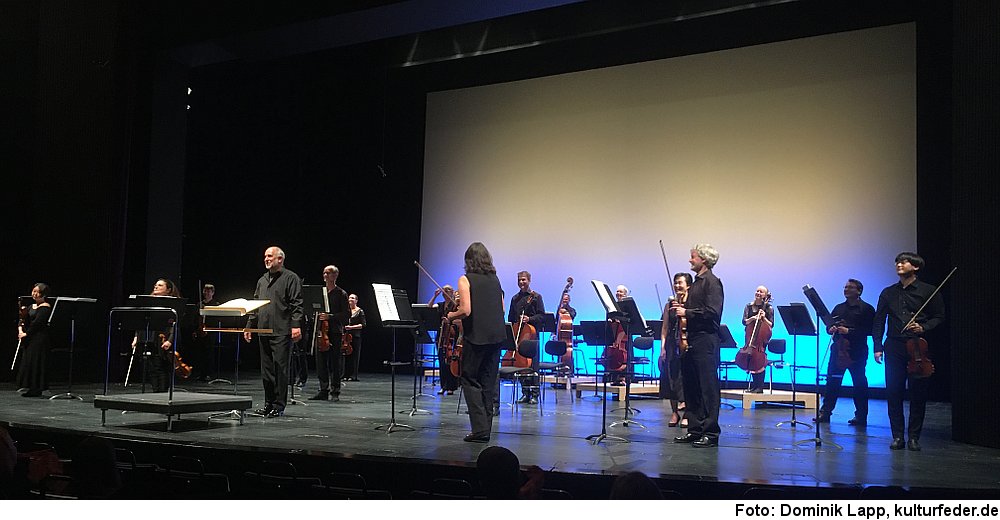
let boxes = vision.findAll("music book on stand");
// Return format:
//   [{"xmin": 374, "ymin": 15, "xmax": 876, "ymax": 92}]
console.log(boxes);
[{"xmin": 201, "ymin": 298, "xmax": 270, "ymax": 317}]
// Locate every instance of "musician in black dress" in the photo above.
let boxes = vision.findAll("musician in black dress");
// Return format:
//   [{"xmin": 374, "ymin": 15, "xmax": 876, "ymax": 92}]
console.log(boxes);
[
  {"xmin": 131, "ymin": 278, "xmax": 181, "ymax": 393},
  {"xmin": 428, "ymin": 285, "xmax": 460, "ymax": 394},
  {"xmin": 508, "ymin": 271, "xmax": 545, "ymax": 404},
  {"xmin": 873, "ymin": 252, "xmax": 945, "ymax": 451},
  {"xmin": 340, "ymin": 293, "xmax": 366, "ymax": 381},
  {"xmin": 815, "ymin": 279, "xmax": 876, "ymax": 425},
  {"xmin": 447, "ymin": 242, "xmax": 506, "ymax": 443},
  {"xmin": 244, "ymin": 247, "xmax": 303, "ymax": 417},
  {"xmin": 673, "ymin": 244, "xmax": 725, "ymax": 448},
  {"xmin": 16, "ymin": 283, "xmax": 53, "ymax": 397},
  {"xmin": 742, "ymin": 286, "xmax": 774, "ymax": 393},
  {"xmin": 659, "ymin": 273, "xmax": 691, "ymax": 427},
  {"xmin": 309, "ymin": 265, "xmax": 349, "ymax": 402}
]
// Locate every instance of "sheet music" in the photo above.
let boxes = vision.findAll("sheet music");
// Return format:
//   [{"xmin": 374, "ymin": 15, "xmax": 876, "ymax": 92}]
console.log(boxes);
[
  {"xmin": 372, "ymin": 283, "xmax": 399, "ymax": 321},
  {"xmin": 591, "ymin": 280, "xmax": 617, "ymax": 314},
  {"xmin": 202, "ymin": 298, "xmax": 270, "ymax": 316}
]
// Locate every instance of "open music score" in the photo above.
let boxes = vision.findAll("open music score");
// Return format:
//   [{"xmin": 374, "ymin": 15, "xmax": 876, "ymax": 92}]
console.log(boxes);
[
  {"xmin": 200, "ymin": 298, "xmax": 273, "ymax": 334},
  {"xmin": 200, "ymin": 298, "xmax": 270, "ymax": 317}
]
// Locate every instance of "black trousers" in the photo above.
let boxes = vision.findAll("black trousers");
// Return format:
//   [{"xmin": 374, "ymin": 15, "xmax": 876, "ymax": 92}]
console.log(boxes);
[
  {"xmin": 679, "ymin": 334, "xmax": 721, "ymax": 440},
  {"xmin": 258, "ymin": 335, "xmax": 290, "ymax": 411},
  {"xmin": 438, "ymin": 346, "xmax": 460, "ymax": 391},
  {"xmin": 820, "ymin": 354, "xmax": 869, "ymax": 419},
  {"xmin": 884, "ymin": 339, "xmax": 929, "ymax": 440},
  {"xmin": 316, "ymin": 343, "xmax": 343, "ymax": 396},
  {"xmin": 341, "ymin": 336, "xmax": 361, "ymax": 380},
  {"xmin": 460, "ymin": 341, "xmax": 501, "ymax": 435}
]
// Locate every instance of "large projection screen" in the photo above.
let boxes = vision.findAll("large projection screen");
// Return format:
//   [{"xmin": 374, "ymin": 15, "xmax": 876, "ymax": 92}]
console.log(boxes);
[{"xmin": 419, "ymin": 24, "xmax": 916, "ymax": 387}]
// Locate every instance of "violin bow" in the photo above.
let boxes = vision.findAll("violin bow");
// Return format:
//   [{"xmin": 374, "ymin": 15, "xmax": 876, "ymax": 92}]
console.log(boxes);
[
  {"xmin": 902, "ymin": 266, "xmax": 957, "ymax": 330},
  {"xmin": 414, "ymin": 261, "xmax": 458, "ymax": 306},
  {"xmin": 659, "ymin": 240, "xmax": 678, "ymax": 299}
]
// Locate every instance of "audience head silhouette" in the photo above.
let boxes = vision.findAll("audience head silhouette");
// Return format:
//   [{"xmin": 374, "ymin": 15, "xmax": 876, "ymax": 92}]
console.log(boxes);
[
  {"xmin": 477, "ymin": 446, "xmax": 522, "ymax": 499},
  {"xmin": 609, "ymin": 471, "xmax": 663, "ymax": 499}
]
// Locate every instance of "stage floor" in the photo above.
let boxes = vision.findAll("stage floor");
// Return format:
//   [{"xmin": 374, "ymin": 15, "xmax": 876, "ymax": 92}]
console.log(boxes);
[{"xmin": 2, "ymin": 372, "xmax": 999, "ymax": 495}]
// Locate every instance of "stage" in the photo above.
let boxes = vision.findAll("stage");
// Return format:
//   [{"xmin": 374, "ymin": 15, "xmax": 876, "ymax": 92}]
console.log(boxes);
[{"xmin": 3, "ymin": 372, "xmax": 999, "ymax": 499}]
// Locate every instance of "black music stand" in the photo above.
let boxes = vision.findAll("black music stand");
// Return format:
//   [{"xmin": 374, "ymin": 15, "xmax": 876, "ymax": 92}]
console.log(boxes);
[
  {"xmin": 717, "ymin": 323, "xmax": 739, "ymax": 409},
  {"xmin": 579, "ymin": 320, "xmax": 607, "ymax": 400},
  {"xmin": 775, "ymin": 303, "xmax": 815, "ymax": 430},
  {"xmin": 609, "ymin": 296, "xmax": 647, "ymax": 429},
  {"xmin": 48, "ymin": 297, "xmax": 97, "ymax": 401},
  {"xmin": 585, "ymin": 280, "xmax": 628, "ymax": 445},
  {"xmin": 373, "ymin": 285, "xmax": 418, "ymax": 433},
  {"xmin": 107, "ymin": 304, "xmax": 182, "ymax": 398},
  {"xmin": 412, "ymin": 304, "xmax": 440, "ymax": 391},
  {"xmin": 800, "ymin": 285, "xmax": 843, "ymax": 450}
]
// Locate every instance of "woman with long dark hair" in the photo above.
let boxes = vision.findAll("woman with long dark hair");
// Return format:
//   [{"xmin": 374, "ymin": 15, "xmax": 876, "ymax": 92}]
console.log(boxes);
[
  {"xmin": 446, "ymin": 242, "xmax": 507, "ymax": 443},
  {"xmin": 16, "ymin": 283, "xmax": 53, "ymax": 397}
]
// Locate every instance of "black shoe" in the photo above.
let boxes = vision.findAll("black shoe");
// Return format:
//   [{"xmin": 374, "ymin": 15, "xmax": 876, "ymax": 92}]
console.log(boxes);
[
  {"xmin": 907, "ymin": 439, "xmax": 922, "ymax": 451},
  {"xmin": 21, "ymin": 391, "xmax": 42, "ymax": 398},
  {"xmin": 673, "ymin": 433, "xmax": 698, "ymax": 443},
  {"xmin": 264, "ymin": 408, "xmax": 284, "ymax": 418},
  {"xmin": 308, "ymin": 392, "xmax": 329, "ymax": 401},
  {"xmin": 329, "ymin": 395, "xmax": 340, "ymax": 402},
  {"xmin": 254, "ymin": 405, "xmax": 273, "ymax": 416},
  {"xmin": 745, "ymin": 387, "xmax": 763, "ymax": 394},
  {"xmin": 813, "ymin": 412, "xmax": 831, "ymax": 423},
  {"xmin": 516, "ymin": 395, "xmax": 531, "ymax": 404},
  {"xmin": 889, "ymin": 438, "xmax": 905, "ymax": 450},
  {"xmin": 348, "ymin": 378, "xmax": 359, "ymax": 382},
  {"xmin": 692, "ymin": 436, "xmax": 718, "ymax": 448},
  {"xmin": 847, "ymin": 417, "xmax": 867, "ymax": 426},
  {"xmin": 463, "ymin": 432, "xmax": 491, "ymax": 443}
]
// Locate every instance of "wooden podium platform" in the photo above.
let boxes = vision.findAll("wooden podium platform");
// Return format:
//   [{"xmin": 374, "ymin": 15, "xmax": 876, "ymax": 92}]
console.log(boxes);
[
  {"xmin": 720, "ymin": 388, "xmax": 817, "ymax": 409},
  {"xmin": 573, "ymin": 380, "xmax": 661, "ymax": 400}
]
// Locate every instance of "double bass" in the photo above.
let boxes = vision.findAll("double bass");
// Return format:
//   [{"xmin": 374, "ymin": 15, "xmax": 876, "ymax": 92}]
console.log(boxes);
[
  {"xmin": 735, "ymin": 293, "xmax": 771, "ymax": 372},
  {"xmin": 554, "ymin": 277, "xmax": 575, "ymax": 371}
]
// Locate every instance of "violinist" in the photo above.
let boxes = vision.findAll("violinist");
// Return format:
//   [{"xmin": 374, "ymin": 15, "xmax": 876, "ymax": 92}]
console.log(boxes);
[
  {"xmin": 508, "ymin": 271, "xmax": 545, "ymax": 404},
  {"xmin": 340, "ymin": 293, "xmax": 366, "ymax": 382},
  {"xmin": 15, "ymin": 283, "xmax": 53, "ymax": 398},
  {"xmin": 187, "ymin": 283, "xmax": 218, "ymax": 382},
  {"xmin": 428, "ymin": 285, "xmax": 459, "ymax": 395},
  {"xmin": 308, "ymin": 265, "xmax": 349, "ymax": 402},
  {"xmin": 244, "ymin": 247, "xmax": 303, "ymax": 418},
  {"xmin": 673, "ymin": 244, "xmax": 725, "ymax": 448},
  {"xmin": 815, "ymin": 279, "xmax": 875, "ymax": 425},
  {"xmin": 742, "ymin": 286, "xmax": 774, "ymax": 394},
  {"xmin": 659, "ymin": 273, "xmax": 691, "ymax": 427},
  {"xmin": 131, "ymin": 278, "xmax": 181, "ymax": 393},
  {"xmin": 873, "ymin": 252, "xmax": 945, "ymax": 451},
  {"xmin": 447, "ymin": 242, "xmax": 507, "ymax": 443}
]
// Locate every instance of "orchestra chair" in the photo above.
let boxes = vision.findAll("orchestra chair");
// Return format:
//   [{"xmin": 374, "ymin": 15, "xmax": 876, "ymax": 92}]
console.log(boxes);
[
  {"xmin": 716, "ymin": 323, "xmax": 740, "ymax": 388},
  {"xmin": 630, "ymin": 336, "xmax": 655, "ymax": 384},
  {"xmin": 762, "ymin": 338, "xmax": 787, "ymax": 392},
  {"xmin": 498, "ymin": 339, "xmax": 540, "ymax": 412},
  {"xmin": 537, "ymin": 339, "xmax": 573, "ymax": 404}
]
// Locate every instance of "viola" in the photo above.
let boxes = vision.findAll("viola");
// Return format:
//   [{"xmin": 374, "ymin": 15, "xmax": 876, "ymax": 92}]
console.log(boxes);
[
  {"xmin": 159, "ymin": 333, "xmax": 192, "ymax": 379},
  {"xmin": 316, "ymin": 312, "xmax": 331, "ymax": 352},
  {"xmin": 341, "ymin": 331, "xmax": 353, "ymax": 356},
  {"xmin": 735, "ymin": 293, "xmax": 772, "ymax": 373},
  {"xmin": 677, "ymin": 292, "xmax": 689, "ymax": 353},
  {"xmin": 831, "ymin": 321, "xmax": 852, "ymax": 370},
  {"xmin": 905, "ymin": 337, "xmax": 934, "ymax": 378}
]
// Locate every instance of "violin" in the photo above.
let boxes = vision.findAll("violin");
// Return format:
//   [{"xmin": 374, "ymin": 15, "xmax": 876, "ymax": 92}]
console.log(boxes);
[
  {"xmin": 899, "ymin": 266, "xmax": 956, "ymax": 379},
  {"xmin": 676, "ymin": 292, "xmax": 689, "ymax": 353},
  {"xmin": 555, "ymin": 277, "xmax": 574, "ymax": 371},
  {"xmin": 316, "ymin": 312, "xmax": 331, "ymax": 352},
  {"xmin": 735, "ymin": 293, "xmax": 772, "ymax": 373}
]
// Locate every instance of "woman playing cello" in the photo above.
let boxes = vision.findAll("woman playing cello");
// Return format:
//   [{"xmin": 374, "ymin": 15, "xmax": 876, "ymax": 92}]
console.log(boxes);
[
  {"xmin": 428, "ymin": 285, "xmax": 460, "ymax": 395},
  {"xmin": 742, "ymin": 286, "xmax": 774, "ymax": 393}
]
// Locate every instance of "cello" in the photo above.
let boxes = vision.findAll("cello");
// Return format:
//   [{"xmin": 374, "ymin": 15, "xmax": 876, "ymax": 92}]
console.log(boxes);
[
  {"xmin": 735, "ymin": 293, "xmax": 771, "ymax": 372},
  {"xmin": 414, "ymin": 261, "xmax": 464, "ymax": 377},
  {"xmin": 554, "ymin": 277, "xmax": 575, "ymax": 371},
  {"xmin": 505, "ymin": 293, "xmax": 535, "ymax": 369}
]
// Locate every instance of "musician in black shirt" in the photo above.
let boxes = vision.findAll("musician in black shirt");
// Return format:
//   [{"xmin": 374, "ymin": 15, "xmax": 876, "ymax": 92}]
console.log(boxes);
[
  {"xmin": 673, "ymin": 244, "xmax": 725, "ymax": 448},
  {"xmin": 815, "ymin": 279, "xmax": 876, "ymax": 425},
  {"xmin": 508, "ymin": 271, "xmax": 545, "ymax": 404},
  {"xmin": 310, "ymin": 265, "xmax": 349, "ymax": 402},
  {"xmin": 873, "ymin": 252, "xmax": 945, "ymax": 451},
  {"xmin": 429, "ymin": 286, "xmax": 460, "ymax": 394},
  {"xmin": 245, "ymin": 247, "xmax": 303, "ymax": 417},
  {"xmin": 448, "ymin": 242, "xmax": 507, "ymax": 443}
]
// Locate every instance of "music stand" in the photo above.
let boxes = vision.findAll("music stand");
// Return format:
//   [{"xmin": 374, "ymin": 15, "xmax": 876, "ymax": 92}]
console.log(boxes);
[
  {"xmin": 775, "ymin": 303, "xmax": 815, "ymax": 430},
  {"xmin": 372, "ymin": 284, "xmax": 418, "ymax": 433},
  {"xmin": 48, "ymin": 297, "xmax": 97, "ymax": 401},
  {"xmin": 411, "ymin": 304, "xmax": 440, "ymax": 389},
  {"xmin": 585, "ymin": 280, "xmax": 628, "ymax": 445},
  {"xmin": 717, "ymin": 323, "xmax": 739, "ymax": 409},
  {"xmin": 199, "ymin": 298, "xmax": 272, "ymax": 420},
  {"xmin": 578, "ymin": 320, "xmax": 607, "ymax": 400},
  {"xmin": 609, "ymin": 296, "xmax": 647, "ymax": 429},
  {"xmin": 106, "ymin": 304, "xmax": 181, "ymax": 399},
  {"xmin": 800, "ymin": 285, "xmax": 843, "ymax": 450}
]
